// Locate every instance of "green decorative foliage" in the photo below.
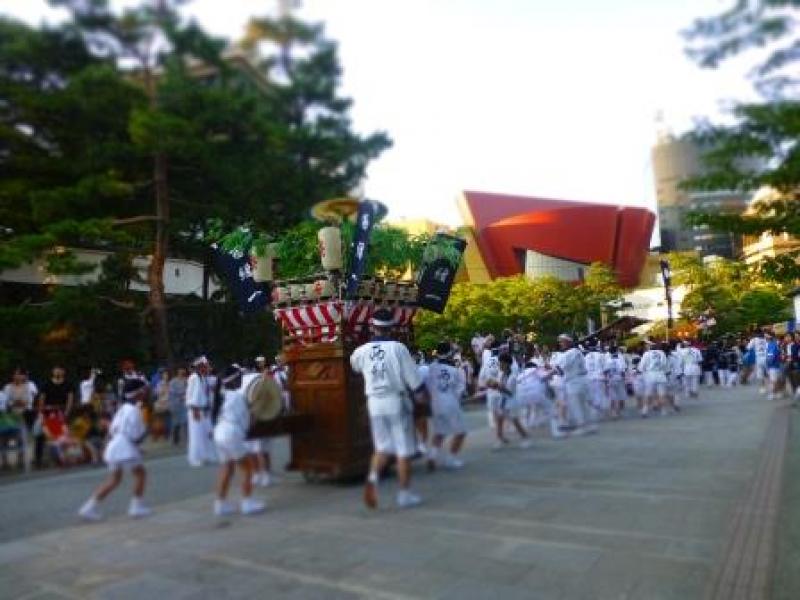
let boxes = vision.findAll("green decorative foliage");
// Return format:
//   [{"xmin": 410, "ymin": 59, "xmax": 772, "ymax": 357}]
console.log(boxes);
[
  {"xmin": 414, "ymin": 263, "xmax": 623, "ymax": 351},
  {"xmin": 212, "ymin": 219, "xmax": 465, "ymax": 281}
]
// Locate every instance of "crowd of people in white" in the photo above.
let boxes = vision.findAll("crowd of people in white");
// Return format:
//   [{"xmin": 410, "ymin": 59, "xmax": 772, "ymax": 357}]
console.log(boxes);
[{"xmin": 3, "ymin": 317, "xmax": 788, "ymax": 518}]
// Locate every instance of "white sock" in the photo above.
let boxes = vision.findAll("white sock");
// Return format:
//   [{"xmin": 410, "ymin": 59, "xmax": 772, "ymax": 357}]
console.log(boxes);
[{"xmin": 367, "ymin": 471, "xmax": 378, "ymax": 484}]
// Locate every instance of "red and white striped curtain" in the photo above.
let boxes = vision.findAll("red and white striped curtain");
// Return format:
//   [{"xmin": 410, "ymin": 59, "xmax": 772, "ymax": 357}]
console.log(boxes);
[{"xmin": 274, "ymin": 301, "xmax": 418, "ymax": 346}]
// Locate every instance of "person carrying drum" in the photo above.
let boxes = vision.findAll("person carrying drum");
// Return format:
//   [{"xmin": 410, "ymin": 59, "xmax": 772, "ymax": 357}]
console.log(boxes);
[
  {"xmin": 212, "ymin": 365, "xmax": 265, "ymax": 517},
  {"xmin": 78, "ymin": 379, "xmax": 152, "ymax": 521},
  {"xmin": 245, "ymin": 357, "xmax": 281, "ymax": 488},
  {"xmin": 350, "ymin": 308, "xmax": 428, "ymax": 509}
]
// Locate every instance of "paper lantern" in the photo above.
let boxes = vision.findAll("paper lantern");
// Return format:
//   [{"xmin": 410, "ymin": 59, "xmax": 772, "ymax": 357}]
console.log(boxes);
[
  {"xmin": 318, "ymin": 226, "xmax": 343, "ymax": 271},
  {"xmin": 251, "ymin": 243, "xmax": 276, "ymax": 282}
]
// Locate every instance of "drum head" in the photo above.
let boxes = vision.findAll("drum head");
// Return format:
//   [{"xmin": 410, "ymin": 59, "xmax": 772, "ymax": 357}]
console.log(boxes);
[{"xmin": 246, "ymin": 375, "xmax": 283, "ymax": 422}]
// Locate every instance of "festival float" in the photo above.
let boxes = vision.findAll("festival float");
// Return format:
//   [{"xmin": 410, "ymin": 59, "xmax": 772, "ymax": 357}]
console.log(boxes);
[{"xmin": 213, "ymin": 197, "xmax": 465, "ymax": 481}]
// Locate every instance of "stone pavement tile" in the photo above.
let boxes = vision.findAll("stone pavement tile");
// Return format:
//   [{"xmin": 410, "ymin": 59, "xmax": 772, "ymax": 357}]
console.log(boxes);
[
  {"xmin": 0, "ymin": 539, "xmax": 45, "ymax": 565},
  {"xmin": 437, "ymin": 577, "xmax": 549, "ymax": 600},
  {"xmin": 570, "ymin": 551, "xmax": 710, "ymax": 600},
  {"xmin": 0, "ymin": 569, "xmax": 42, "ymax": 599},
  {"xmin": 92, "ymin": 572, "xmax": 202, "ymax": 600},
  {"xmin": 623, "ymin": 556, "xmax": 710, "ymax": 600},
  {"xmin": 342, "ymin": 561, "xmax": 460, "ymax": 598},
  {"xmin": 11, "ymin": 562, "xmax": 132, "ymax": 598},
  {"xmin": 485, "ymin": 538, "xmax": 602, "ymax": 572}
]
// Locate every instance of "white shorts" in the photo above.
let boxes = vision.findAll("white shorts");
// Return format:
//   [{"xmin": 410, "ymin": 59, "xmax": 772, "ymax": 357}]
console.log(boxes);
[
  {"xmin": 432, "ymin": 409, "xmax": 467, "ymax": 436},
  {"xmin": 644, "ymin": 380, "xmax": 667, "ymax": 397},
  {"xmin": 246, "ymin": 438, "xmax": 272, "ymax": 454},
  {"xmin": 488, "ymin": 394, "xmax": 515, "ymax": 416},
  {"xmin": 768, "ymin": 368, "xmax": 781, "ymax": 383},
  {"xmin": 215, "ymin": 437, "xmax": 249, "ymax": 463},
  {"xmin": 106, "ymin": 458, "xmax": 142, "ymax": 471},
  {"xmin": 370, "ymin": 413, "xmax": 415, "ymax": 458}
]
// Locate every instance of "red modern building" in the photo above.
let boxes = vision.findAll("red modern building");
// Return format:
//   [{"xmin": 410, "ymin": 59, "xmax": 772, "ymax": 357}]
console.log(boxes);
[{"xmin": 457, "ymin": 191, "xmax": 655, "ymax": 288}]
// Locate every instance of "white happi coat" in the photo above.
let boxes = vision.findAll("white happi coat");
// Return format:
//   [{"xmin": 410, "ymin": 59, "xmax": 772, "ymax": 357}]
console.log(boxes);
[
  {"xmin": 103, "ymin": 403, "xmax": 145, "ymax": 466},
  {"xmin": 350, "ymin": 339, "xmax": 422, "ymax": 417},
  {"xmin": 680, "ymin": 346, "xmax": 703, "ymax": 376},
  {"xmin": 185, "ymin": 371, "xmax": 217, "ymax": 466},
  {"xmin": 584, "ymin": 351, "xmax": 609, "ymax": 411},
  {"xmin": 667, "ymin": 352, "xmax": 684, "ymax": 394},
  {"xmin": 425, "ymin": 361, "xmax": 465, "ymax": 416},
  {"xmin": 516, "ymin": 365, "xmax": 552, "ymax": 409},
  {"xmin": 552, "ymin": 347, "xmax": 590, "ymax": 425},
  {"xmin": 213, "ymin": 388, "xmax": 250, "ymax": 461},
  {"xmin": 478, "ymin": 352, "xmax": 506, "ymax": 413},
  {"xmin": 748, "ymin": 337, "xmax": 768, "ymax": 366},
  {"xmin": 606, "ymin": 352, "xmax": 628, "ymax": 403},
  {"xmin": 640, "ymin": 349, "xmax": 668, "ymax": 383}
]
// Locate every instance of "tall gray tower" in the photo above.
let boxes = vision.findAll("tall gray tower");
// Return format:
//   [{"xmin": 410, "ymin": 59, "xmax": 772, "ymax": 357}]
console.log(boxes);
[{"xmin": 651, "ymin": 134, "xmax": 748, "ymax": 258}]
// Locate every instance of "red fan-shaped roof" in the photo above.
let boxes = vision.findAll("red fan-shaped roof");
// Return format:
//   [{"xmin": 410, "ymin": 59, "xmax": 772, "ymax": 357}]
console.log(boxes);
[{"xmin": 461, "ymin": 190, "xmax": 654, "ymax": 287}]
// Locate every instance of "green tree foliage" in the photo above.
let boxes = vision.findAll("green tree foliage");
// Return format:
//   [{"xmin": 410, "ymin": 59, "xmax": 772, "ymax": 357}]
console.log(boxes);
[
  {"xmin": 0, "ymin": 3, "xmax": 390, "ymax": 369},
  {"xmin": 414, "ymin": 263, "xmax": 623, "ymax": 351},
  {"xmin": 682, "ymin": 3, "xmax": 800, "ymax": 283},
  {"xmin": 669, "ymin": 253, "xmax": 790, "ymax": 335},
  {"xmin": 684, "ymin": 0, "xmax": 800, "ymax": 97}
]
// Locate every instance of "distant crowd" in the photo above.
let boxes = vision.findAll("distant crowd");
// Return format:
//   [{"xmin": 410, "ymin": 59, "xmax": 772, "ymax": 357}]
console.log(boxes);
[{"xmin": 0, "ymin": 356, "xmax": 289, "ymax": 472}]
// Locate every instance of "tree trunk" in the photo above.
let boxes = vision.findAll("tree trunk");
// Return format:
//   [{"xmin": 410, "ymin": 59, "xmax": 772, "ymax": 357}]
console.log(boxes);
[
  {"xmin": 145, "ymin": 1, "xmax": 172, "ymax": 364},
  {"xmin": 148, "ymin": 151, "xmax": 172, "ymax": 364}
]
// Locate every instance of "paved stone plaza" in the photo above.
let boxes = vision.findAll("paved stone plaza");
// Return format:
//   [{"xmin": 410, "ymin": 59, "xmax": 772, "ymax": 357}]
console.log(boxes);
[{"xmin": 0, "ymin": 385, "xmax": 787, "ymax": 599}]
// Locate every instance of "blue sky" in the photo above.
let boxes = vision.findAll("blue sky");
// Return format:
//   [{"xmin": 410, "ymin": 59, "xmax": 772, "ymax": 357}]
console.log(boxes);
[{"xmin": 5, "ymin": 0, "xmax": 756, "ymax": 230}]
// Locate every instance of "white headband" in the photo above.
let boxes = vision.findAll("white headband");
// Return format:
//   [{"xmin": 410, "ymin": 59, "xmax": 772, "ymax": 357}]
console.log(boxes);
[
  {"xmin": 370, "ymin": 316, "xmax": 395, "ymax": 327},
  {"xmin": 222, "ymin": 369, "xmax": 242, "ymax": 384}
]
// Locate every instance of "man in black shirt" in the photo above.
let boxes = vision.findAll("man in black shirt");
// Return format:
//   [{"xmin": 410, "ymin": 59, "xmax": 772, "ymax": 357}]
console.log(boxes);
[{"xmin": 35, "ymin": 366, "xmax": 75, "ymax": 468}]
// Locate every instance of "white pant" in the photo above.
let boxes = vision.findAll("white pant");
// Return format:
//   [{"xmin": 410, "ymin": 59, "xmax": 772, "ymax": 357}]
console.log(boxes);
[
  {"xmin": 187, "ymin": 412, "xmax": 217, "ymax": 466},
  {"xmin": 683, "ymin": 375, "xmax": 700, "ymax": 396},
  {"xmin": 564, "ymin": 379, "xmax": 590, "ymax": 426},
  {"xmin": 607, "ymin": 380, "xmax": 627, "ymax": 405},
  {"xmin": 587, "ymin": 379, "xmax": 608, "ymax": 412},
  {"xmin": 370, "ymin": 413, "xmax": 415, "ymax": 458}
]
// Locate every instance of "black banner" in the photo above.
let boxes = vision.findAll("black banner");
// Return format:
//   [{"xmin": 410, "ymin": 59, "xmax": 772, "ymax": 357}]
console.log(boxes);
[
  {"xmin": 416, "ymin": 233, "xmax": 467, "ymax": 314},
  {"xmin": 210, "ymin": 243, "xmax": 270, "ymax": 314},
  {"xmin": 345, "ymin": 201, "xmax": 377, "ymax": 299},
  {"xmin": 659, "ymin": 259, "xmax": 673, "ymax": 328}
]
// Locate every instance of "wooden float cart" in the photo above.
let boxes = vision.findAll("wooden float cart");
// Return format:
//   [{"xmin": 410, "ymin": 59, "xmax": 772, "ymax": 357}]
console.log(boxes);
[{"xmin": 249, "ymin": 277, "xmax": 419, "ymax": 482}]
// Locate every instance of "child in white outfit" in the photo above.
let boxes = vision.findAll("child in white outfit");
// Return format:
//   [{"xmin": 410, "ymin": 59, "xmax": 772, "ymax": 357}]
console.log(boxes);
[{"xmin": 78, "ymin": 379, "xmax": 151, "ymax": 521}]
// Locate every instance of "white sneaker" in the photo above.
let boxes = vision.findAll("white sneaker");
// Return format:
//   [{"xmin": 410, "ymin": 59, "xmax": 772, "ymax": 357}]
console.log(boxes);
[
  {"xmin": 396, "ymin": 490, "xmax": 422, "ymax": 509},
  {"xmin": 241, "ymin": 498, "xmax": 266, "ymax": 515},
  {"xmin": 257, "ymin": 472, "xmax": 273, "ymax": 488},
  {"xmin": 214, "ymin": 499, "xmax": 236, "ymax": 517},
  {"xmin": 518, "ymin": 439, "xmax": 533, "ymax": 449},
  {"xmin": 128, "ymin": 499, "xmax": 152, "ymax": 519},
  {"xmin": 416, "ymin": 442, "xmax": 428, "ymax": 455},
  {"xmin": 443, "ymin": 456, "xmax": 465, "ymax": 469},
  {"xmin": 78, "ymin": 499, "xmax": 103, "ymax": 522},
  {"xmin": 492, "ymin": 440, "xmax": 507, "ymax": 451}
]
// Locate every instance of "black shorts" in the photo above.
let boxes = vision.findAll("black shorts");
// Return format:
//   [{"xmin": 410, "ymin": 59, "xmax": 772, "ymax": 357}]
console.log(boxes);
[{"xmin": 413, "ymin": 402, "xmax": 432, "ymax": 419}]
